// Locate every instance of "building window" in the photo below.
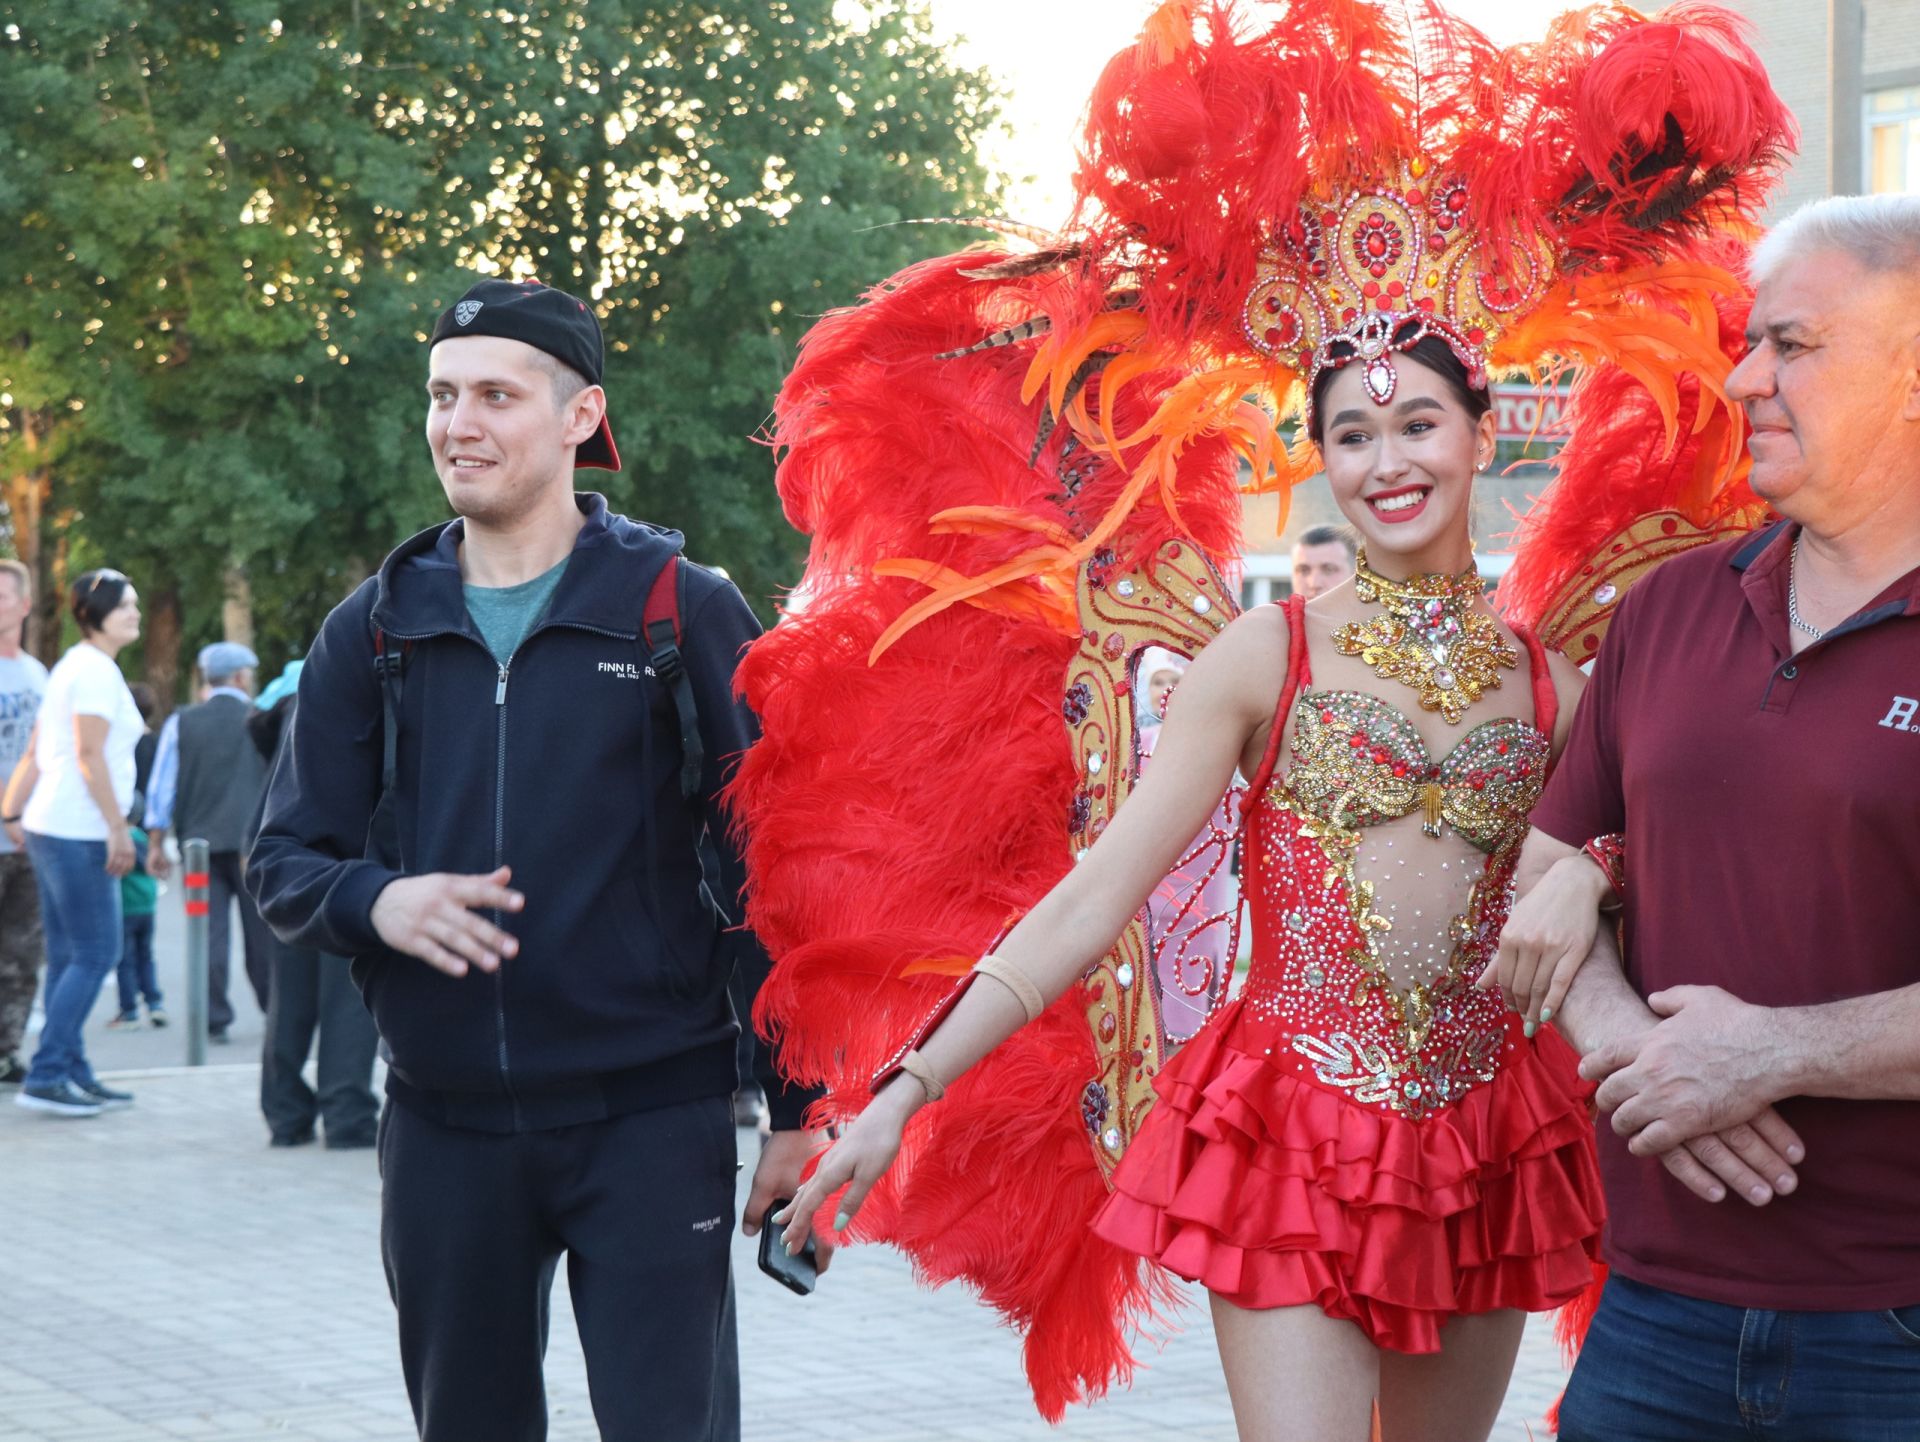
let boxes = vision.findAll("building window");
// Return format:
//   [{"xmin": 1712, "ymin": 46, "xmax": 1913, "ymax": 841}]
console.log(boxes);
[{"xmin": 1866, "ymin": 85, "xmax": 1920, "ymax": 195}]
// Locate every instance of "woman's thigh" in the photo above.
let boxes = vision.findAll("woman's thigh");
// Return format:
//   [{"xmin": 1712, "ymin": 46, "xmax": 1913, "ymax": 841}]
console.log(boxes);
[
  {"xmin": 25, "ymin": 835, "xmax": 120, "ymax": 971},
  {"xmin": 1209, "ymin": 1293, "xmax": 1381, "ymax": 1442},
  {"xmin": 1377, "ymin": 1309, "xmax": 1525, "ymax": 1442}
]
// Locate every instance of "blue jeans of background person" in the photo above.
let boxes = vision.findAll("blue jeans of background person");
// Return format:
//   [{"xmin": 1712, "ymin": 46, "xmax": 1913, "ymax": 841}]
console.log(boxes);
[
  {"xmin": 23, "ymin": 832, "xmax": 123, "ymax": 1091},
  {"xmin": 1560, "ymin": 1273, "xmax": 1920, "ymax": 1442},
  {"xmin": 114, "ymin": 912, "xmax": 160, "ymax": 1017}
]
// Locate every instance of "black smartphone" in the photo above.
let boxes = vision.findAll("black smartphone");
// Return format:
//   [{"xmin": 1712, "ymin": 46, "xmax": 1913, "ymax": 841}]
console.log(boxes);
[{"xmin": 756, "ymin": 1199, "xmax": 819, "ymax": 1296}]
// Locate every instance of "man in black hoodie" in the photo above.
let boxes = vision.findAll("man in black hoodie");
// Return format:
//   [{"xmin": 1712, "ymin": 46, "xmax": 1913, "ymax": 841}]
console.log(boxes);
[{"xmin": 248, "ymin": 279, "xmax": 822, "ymax": 1442}]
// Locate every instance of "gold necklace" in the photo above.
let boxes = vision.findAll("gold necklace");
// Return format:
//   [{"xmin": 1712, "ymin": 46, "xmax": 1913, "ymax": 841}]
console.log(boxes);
[{"xmin": 1331, "ymin": 550, "xmax": 1516, "ymax": 724}]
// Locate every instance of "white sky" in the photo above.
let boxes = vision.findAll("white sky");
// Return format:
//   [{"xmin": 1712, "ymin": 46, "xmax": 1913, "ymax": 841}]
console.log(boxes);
[{"xmin": 924, "ymin": 0, "xmax": 1568, "ymax": 224}]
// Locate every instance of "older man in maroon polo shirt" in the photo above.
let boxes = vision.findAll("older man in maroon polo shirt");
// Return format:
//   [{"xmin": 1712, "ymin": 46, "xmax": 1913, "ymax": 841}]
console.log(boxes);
[{"xmin": 1503, "ymin": 194, "xmax": 1920, "ymax": 1442}]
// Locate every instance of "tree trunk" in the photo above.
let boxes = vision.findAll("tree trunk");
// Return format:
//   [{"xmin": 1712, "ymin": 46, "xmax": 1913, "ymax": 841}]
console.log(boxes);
[
  {"xmin": 144, "ymin": 583, "xmax": 184, "ymax": 715},
  {"xmin": 1, "ymin": 408, "xmax": 60, "ymax": 663},
  {"xmin": 221, "ymin": 562, "xmax": 254, "ymax": 648},
  {"xmin": 34, "ymin": 530, "xmax": 65, "ymax": 667}
]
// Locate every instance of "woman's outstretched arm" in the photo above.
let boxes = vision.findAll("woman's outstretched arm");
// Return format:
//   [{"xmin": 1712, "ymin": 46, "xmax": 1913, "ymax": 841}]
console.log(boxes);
[{"xmin": 775, "ymin": 603, "xmax": 1289, "ymax": 1251}]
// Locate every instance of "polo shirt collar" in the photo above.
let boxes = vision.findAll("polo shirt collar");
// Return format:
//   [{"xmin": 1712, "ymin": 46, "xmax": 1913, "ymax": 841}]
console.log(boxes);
[{"xmin": 1731, "ymin": 517, "xmax": 1920, "ymax": 654}]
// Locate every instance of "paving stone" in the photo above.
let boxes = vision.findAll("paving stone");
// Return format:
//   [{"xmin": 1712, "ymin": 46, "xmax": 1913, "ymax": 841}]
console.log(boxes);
[{"xmin": 3, "ymin": 914, "xmax": 1571, "ymax": 1442}]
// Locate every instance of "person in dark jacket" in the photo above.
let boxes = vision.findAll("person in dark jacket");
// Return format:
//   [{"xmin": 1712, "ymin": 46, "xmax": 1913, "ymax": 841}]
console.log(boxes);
[
  {"xmin": 148, "ymin": 641, "xmax": 273, "ymax": 1038},
  {"xmin": 246, "ymin": 688, "xmax": 379, "ymax": 1148},
  {"xmin": 246, "ymin": 278, "xmax": 822, "ymax": 1442}
]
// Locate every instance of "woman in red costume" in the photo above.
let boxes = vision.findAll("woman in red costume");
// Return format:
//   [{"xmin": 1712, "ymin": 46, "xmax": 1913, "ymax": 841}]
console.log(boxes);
[
  {"xmin": 781, "ymin": 324, "xmax": 1600, "ymax": 1440},
  {"xmin": 743, "ymin": 3, "xmax": 1791, "ymax": 1439}
]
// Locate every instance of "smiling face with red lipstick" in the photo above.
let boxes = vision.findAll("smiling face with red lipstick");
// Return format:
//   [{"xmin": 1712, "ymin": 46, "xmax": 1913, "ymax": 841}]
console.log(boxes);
[{"xmin": 1312, "ymin": 334, "xmax": 1497, "ymax": 582}]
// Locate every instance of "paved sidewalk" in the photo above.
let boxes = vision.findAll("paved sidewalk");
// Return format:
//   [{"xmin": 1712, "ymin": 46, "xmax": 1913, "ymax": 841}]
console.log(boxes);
[{"xmin": 0, "ymin": 1055, "xmax": 1570, "ymax": 1442}]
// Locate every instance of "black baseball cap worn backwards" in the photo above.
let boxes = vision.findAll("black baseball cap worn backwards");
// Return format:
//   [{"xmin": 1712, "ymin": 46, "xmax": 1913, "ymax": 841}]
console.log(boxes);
[{"xmin": 430, "ymin": 278, "xmax": 621, "ymax": 471}]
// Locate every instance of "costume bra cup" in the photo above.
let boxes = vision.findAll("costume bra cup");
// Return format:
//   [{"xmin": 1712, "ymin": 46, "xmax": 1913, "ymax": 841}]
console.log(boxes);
[{"xmin": 1283, "ymin": 690, "xmax": 1549, "ymax": 853}]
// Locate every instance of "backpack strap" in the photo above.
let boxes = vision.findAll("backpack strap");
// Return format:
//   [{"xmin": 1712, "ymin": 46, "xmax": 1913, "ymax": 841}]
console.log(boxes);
[{"xmin": 643, "ymin": 557, "xmax": 704, "ymax": 803}]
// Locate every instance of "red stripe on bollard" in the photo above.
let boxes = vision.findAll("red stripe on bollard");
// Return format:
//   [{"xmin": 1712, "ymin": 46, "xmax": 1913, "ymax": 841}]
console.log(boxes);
[
  {"xmin": 184, "ymin": 872, "xmax": 210, "ymax": 887},
  {"xmin": 185, "ymin": 900, "xmax": 210, "ymax": 916}
]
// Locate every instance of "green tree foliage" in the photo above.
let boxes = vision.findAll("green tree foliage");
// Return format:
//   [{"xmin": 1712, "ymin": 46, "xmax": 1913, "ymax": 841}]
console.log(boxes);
[{"xmin": 0, "ymin": 0, "xmax": 1004, "ymax": 694}]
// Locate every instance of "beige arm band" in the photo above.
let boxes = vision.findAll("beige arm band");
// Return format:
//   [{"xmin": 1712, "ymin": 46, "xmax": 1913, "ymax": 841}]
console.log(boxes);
[
  {"xmin": 897, "ymin": 1048, "xmax": 946, "ymax": 1103},
  {"xmin": 973, "ymin": 953, "xmax": 1045, "ymax": 1024}
]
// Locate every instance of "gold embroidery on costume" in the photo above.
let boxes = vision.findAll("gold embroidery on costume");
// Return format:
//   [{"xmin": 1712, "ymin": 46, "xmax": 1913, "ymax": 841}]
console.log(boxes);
[
  {"xmin": 1283, "ymin": 693, "xmax": 1547, "ymax": 851},
  {"xmin": 1333, "ymin": 551, "xmax": 1518, "ymax": 724},
  {"xmin": 1249, "ymin": 687, "xmax": 1548, "ymax": 1112}
]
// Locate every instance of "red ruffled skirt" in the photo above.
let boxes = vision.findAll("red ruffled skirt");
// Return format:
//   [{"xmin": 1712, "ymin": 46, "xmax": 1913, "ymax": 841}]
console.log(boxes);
[{"xmin": 1092, "ymin": 1001, "xmax": 1604, "ymax": 1353}]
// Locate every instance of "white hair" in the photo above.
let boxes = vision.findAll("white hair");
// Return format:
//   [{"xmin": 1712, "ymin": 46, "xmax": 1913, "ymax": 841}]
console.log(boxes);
[{"xmin": 1750, "ymin": 193, "xmax": 1920, "ymax": 288}]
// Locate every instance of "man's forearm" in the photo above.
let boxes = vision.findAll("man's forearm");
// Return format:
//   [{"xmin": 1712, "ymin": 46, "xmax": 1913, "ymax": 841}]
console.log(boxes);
[
  {"xmin": 1549, "ymin": 923, "xmax": 1653, "ymax": 1055},
  {"xmin": 2, "ymin": 755, "xmax": 34, "ymax": 818},
  {"xmin": 1772, "ymin": 982, "xmax": 1920, "ymax": 1101}
]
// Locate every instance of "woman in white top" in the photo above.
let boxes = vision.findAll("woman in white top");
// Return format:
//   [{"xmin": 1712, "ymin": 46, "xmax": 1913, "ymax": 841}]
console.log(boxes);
[{"xmin": 4, "ymin": 569, "xmax": 145, "ymax": 1116}]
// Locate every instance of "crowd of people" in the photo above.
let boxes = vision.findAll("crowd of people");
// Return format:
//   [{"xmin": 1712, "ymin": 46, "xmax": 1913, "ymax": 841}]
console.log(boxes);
[
  {"xmin": 0, "ymin": 600, "xmax": 379, "ymax": 1138},
  {"xmin": 3, "ymin": 3, "xmax": 1918, "ymax": 1441}
]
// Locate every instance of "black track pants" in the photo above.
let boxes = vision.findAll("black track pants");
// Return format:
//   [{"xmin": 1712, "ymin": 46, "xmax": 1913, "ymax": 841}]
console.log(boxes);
[{"xmin": 378, "ymin": 1094, "xmax": 740, "ymax": 1442}]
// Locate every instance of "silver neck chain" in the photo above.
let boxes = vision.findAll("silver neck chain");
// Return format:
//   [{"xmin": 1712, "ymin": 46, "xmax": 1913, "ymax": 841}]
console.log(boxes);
[{"xmin": 1788, "ymin": 533, "xmax": 1824, "ymax": 640}]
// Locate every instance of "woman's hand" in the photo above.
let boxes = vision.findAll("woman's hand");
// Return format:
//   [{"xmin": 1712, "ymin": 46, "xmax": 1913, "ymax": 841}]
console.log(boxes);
[
  {"xmin": 1478, "ymin": 851, "xmax": 1612, "ymax": 1033},
  {"xmin": 105, "ymin": 821, "xmax": 135, "ymax": 878},
  {"xmin": 770, "ymin": 1078, "xmax": 920, "ymax": 1259}
]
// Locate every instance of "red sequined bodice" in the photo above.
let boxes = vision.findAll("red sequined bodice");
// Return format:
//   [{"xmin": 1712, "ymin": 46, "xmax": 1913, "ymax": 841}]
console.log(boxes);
[{"xmin": 1234, "ymin": 687, "xmax": 1549, "ymax": 1121}]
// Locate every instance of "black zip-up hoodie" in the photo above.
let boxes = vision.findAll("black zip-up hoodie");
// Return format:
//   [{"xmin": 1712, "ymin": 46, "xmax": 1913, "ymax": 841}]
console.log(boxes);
[{"xmin": 248, "ymin": 493, "xmax": 809, "ymax": 1132}]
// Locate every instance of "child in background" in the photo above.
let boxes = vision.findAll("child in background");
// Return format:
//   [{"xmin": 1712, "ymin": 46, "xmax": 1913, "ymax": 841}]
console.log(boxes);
[
  {"xmin": 108, "ymin": 827, "xmax": 162, "ymax": 1028},
  {"xmin": 107, "ymin": 683, "xmax": 164, "ymax": 1029}
]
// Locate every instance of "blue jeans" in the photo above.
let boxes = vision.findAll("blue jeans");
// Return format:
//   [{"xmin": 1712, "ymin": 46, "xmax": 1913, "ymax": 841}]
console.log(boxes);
[
  {"xmin": 23, "ymin": 833, "xmax": 123, "ymax": 1091},
  {"xmin": 1560, "ymin": 1274, "xmax": 1920, "ymax": 1441},
  {"xmin": 115, "ymin": 911, "xmax": 160, "ymax": 1016}
]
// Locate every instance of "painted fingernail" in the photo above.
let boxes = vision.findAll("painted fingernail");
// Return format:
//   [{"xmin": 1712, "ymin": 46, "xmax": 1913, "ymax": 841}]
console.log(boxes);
[
  {"xmin": 833, "ymin": 1211, "xmax": 850, "ymax": 1231},
  {"xmin": 1523, "ymin": 1020, "xmax": 1537, "ymax": 1039},
  {"xmin": 1539, "ymin": 1007, "xmax": 1554, "ymax": 1024}
]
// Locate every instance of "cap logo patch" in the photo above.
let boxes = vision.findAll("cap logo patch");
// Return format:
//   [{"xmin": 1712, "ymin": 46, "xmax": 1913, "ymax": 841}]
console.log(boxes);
[{"xmin": 454, "ymin": 299, "xmax": 484, "ymax": 326}]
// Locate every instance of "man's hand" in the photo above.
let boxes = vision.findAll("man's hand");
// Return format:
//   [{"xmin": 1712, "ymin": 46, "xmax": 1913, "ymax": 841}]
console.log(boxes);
[
  {"xmin": 2, "ymin": 819, "xmax": 22, "ymax": 850},
  {"xmin": 1659, "ymin": 1107, "xmax": 1806, "ymax": 1207},
  {"xmin": 1583, "ymin": 985, "xmax": 1791, "ymax": 1158},
  {"xmin": 743, "ymin": 1127, "xmax": 837, "ymax": 1273},
  {"xmin": 105, "ymin": 822, "xmax": 135, "ymax": 878},
  {"xmin": 148, "ymin": 838, "xmax": 172, "ymax": 882},
  {"xmin": 370, "ymin": 866, "xmax": 523, "ymax": 976}
]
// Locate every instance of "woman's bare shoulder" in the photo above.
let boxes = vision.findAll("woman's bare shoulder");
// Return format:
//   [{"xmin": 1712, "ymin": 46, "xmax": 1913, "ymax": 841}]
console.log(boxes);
[{"xmin": 1187, "ymin": 599, "xmax": 1292, "ymax": 719}]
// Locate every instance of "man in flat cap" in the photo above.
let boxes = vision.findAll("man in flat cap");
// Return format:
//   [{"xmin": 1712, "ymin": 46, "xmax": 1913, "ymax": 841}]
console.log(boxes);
[
  {"xmin": 148, "ymin": 640, "xmax": 271, "ymax": 1040},
  {"xmin": 248, "ymin": 277, "xmax": 822, "ymax": 1442}
]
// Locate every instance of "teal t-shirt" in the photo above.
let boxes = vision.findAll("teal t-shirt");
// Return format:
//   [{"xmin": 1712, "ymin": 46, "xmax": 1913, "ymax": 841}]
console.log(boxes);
[
  {"xmin": 464, "ymin": 557, "xmax": 570, "ymax": 666},
  {"xmin": 120, "ymin": 826, "xmax": 158, "ymax": 917}
]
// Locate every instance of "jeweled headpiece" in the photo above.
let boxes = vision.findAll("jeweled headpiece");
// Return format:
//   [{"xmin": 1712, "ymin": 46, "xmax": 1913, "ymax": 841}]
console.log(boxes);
[{"xmin": 1242, "ymin": 159, "xmax": 1553, "ymax": 420}]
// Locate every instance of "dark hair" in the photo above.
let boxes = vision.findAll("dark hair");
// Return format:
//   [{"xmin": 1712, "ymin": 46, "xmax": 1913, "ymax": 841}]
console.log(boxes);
[
  {"xmin": 70, "ymin": 569, "xmax": 130, "ymax": 636},
  {"xmin": 128, "ymin": 681, "xmax": 159, "ymax": 724},
  {"xmin": 1297, "ymin": 524, "xmax": 1357, "ymax": 559},
  {"xmin": 1307, "ymin": 326, "xmax": 1492, "ymax": 445}
]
